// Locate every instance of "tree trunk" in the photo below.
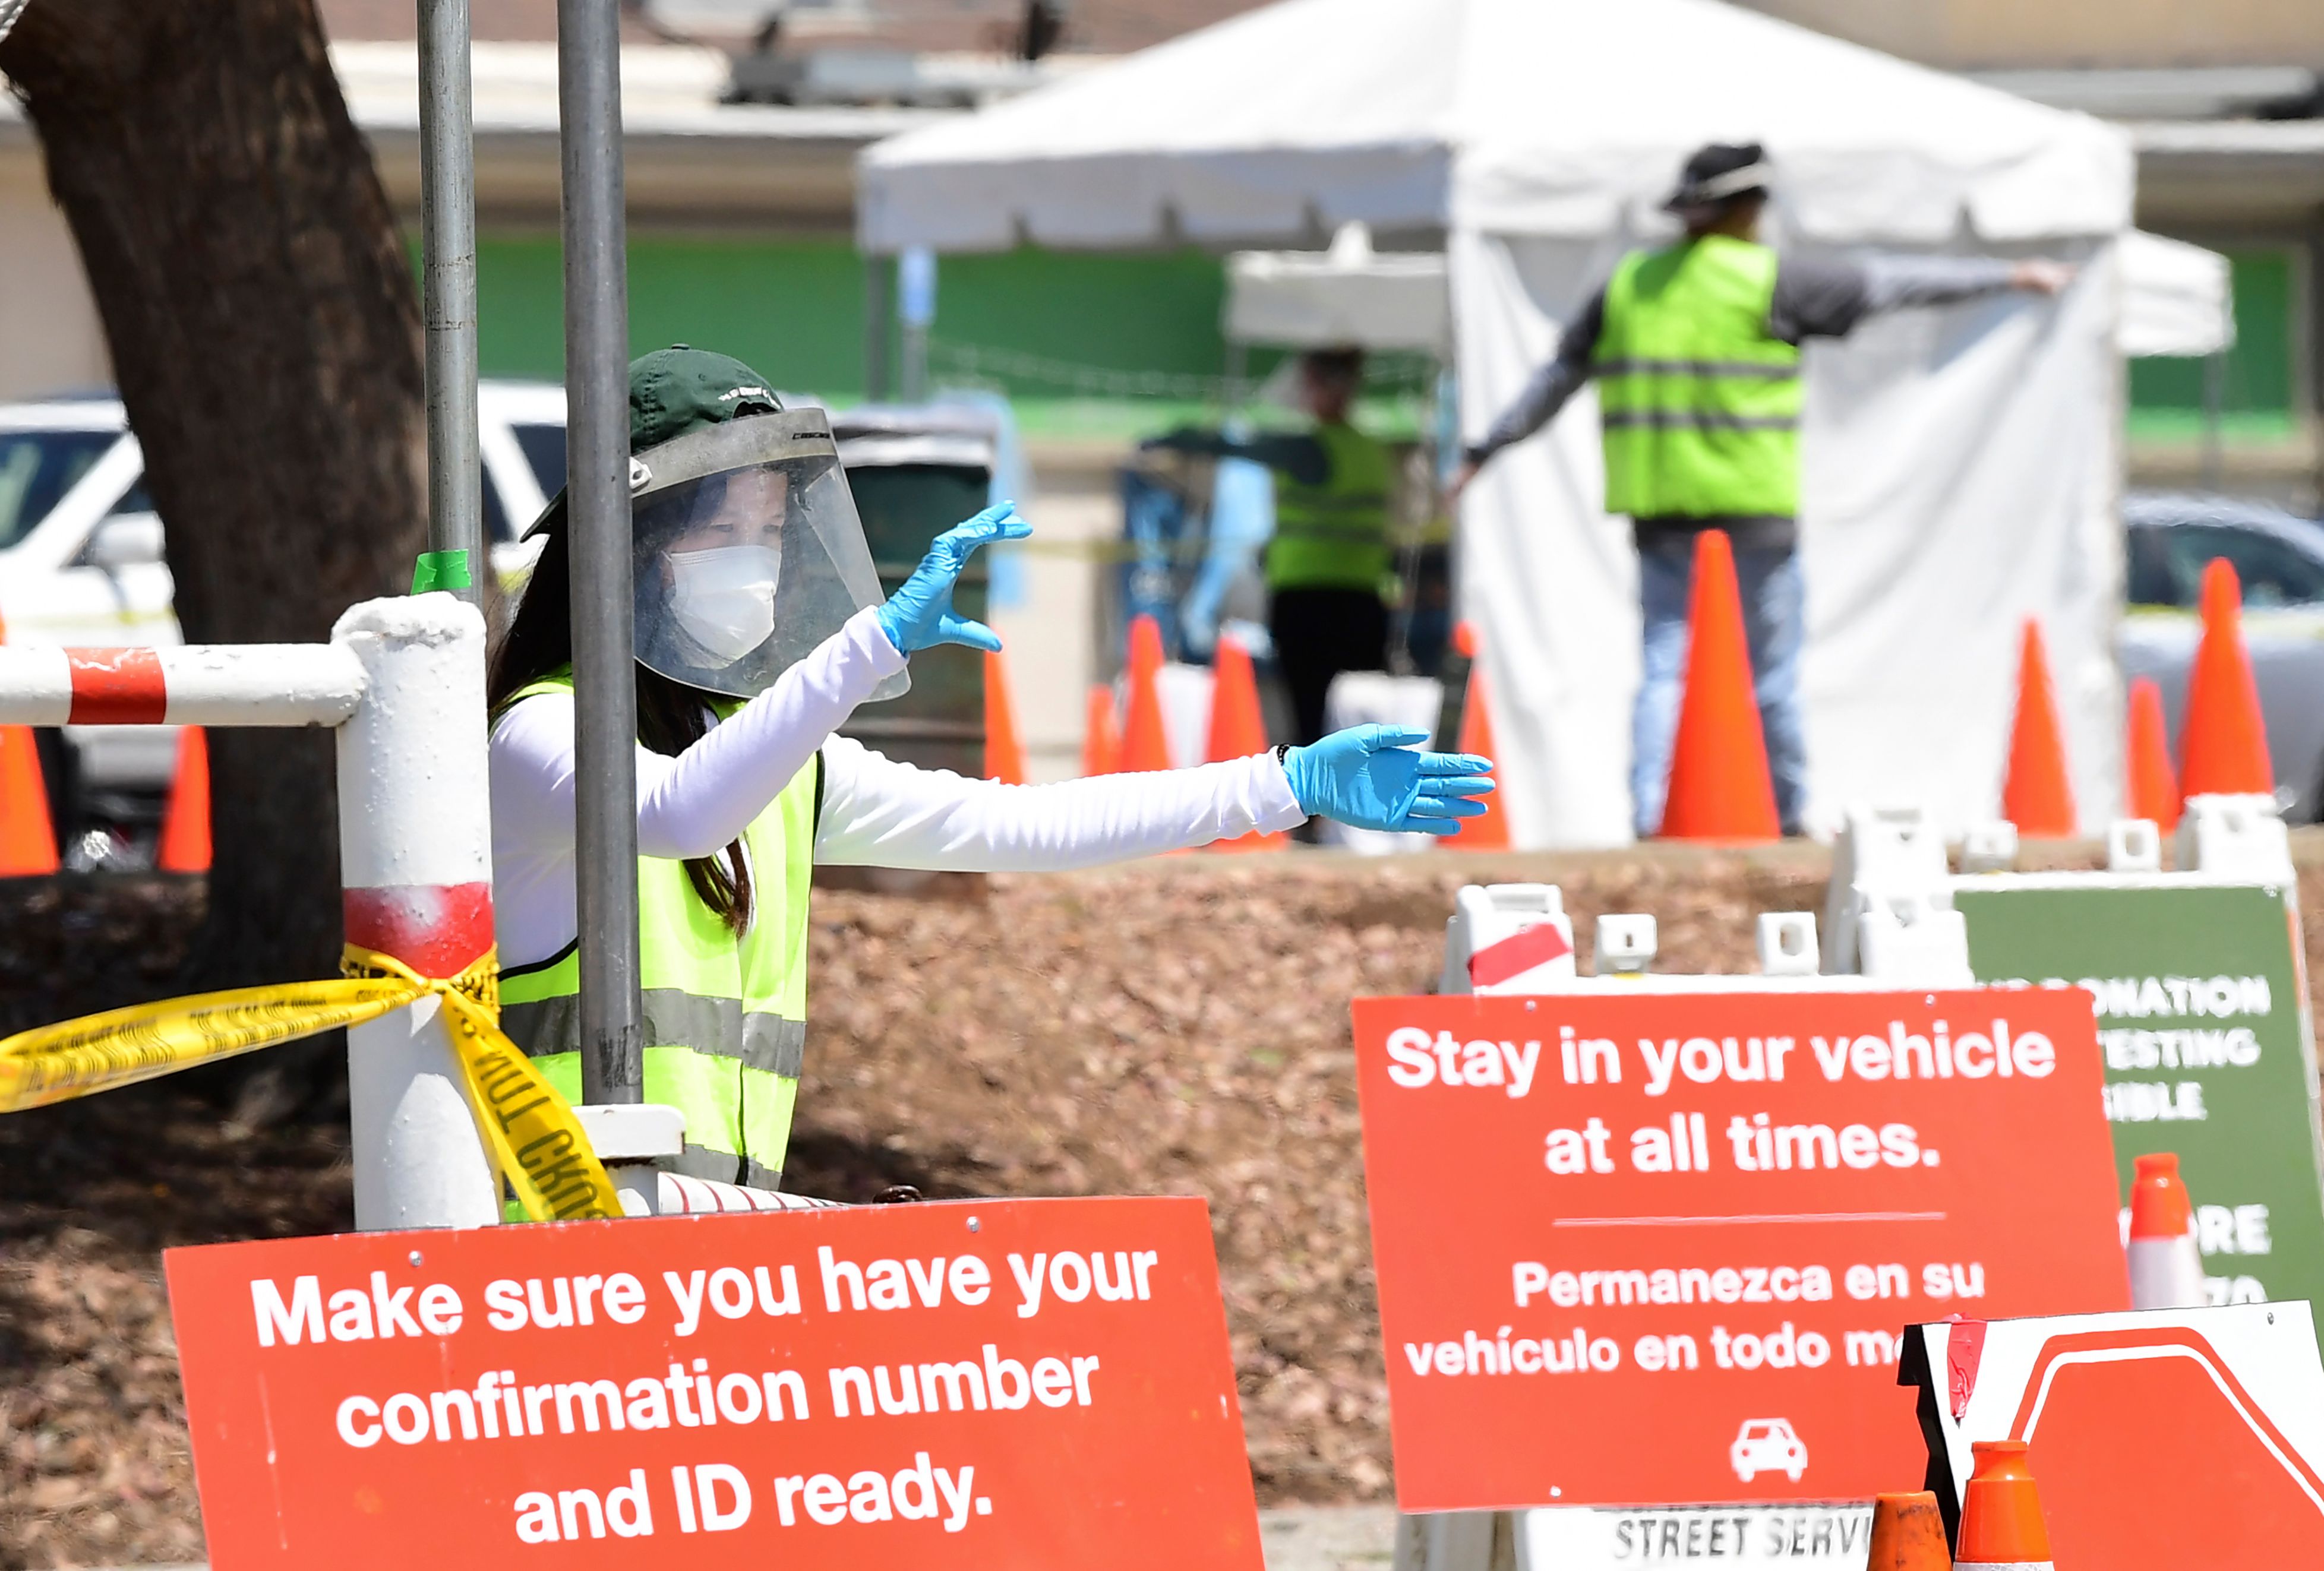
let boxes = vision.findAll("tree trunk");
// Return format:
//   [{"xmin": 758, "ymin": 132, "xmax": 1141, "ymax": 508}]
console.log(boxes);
[{"xmin": 2, "ymin": 1, "xmax": 427, "ymax": 997}]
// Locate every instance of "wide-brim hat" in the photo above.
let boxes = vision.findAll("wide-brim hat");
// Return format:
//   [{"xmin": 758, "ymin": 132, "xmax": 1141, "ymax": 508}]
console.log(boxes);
[{"xmin": 1662, "ymin": 141, "xmax": 1773, "ymax": 213}]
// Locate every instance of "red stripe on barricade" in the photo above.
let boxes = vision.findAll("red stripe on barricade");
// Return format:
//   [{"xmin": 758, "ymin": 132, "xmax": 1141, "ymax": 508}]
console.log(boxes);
[
  {"xmin": 67, "ymin": 648, "xmax": 168, "ymax": 724},
  {"xmin": 1467, "ymin": 922, "xmax": 1572, "ymax": 988},
  {"xmin": 343, "ymin": 882, "xmax": 496, "ymax": 979}
]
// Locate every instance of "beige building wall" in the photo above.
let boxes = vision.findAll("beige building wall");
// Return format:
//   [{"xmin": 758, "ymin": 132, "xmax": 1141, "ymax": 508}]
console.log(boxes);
[
  {"xmin": 1733, "ymin": 0, "xmax": 2324, "ymax": 71},
  {"xmin": 0, "ymin": 148, "xmax": 110, "ymax": 401}
]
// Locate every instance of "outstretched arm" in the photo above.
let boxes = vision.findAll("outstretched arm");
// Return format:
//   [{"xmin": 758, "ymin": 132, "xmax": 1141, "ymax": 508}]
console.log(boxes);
[
  {"xmin": 1139, "ymin": 428, "xmax": 1331, "ymax": 486},
  {"xmin": 491, "ymin": 503, "xmax": 1029, "ymax": 863},
  {"xmin": 1451, "ymin": 289, "xmax": 1606, "ymax": 499},
  {"xmin": 1769, "ymin": 255, "xmax": 2074, "ymax": 343},
  {"xmin": 815, "ymin": 726, "xmax": 1495, "ymax": 872}
]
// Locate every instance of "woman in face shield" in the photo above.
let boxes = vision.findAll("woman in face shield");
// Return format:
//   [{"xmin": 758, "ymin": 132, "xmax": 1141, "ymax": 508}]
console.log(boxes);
[{"xmin": 487, "ymin": 346, "xmax": 1495, "ymax": 1195}]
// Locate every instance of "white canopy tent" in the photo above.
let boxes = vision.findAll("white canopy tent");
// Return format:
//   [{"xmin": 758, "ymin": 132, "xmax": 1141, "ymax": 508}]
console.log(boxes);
[
  {"xmin": 862, "ymin": 0, "xmax": 2140, "ymax": 843},
  {"xmin": 2118, "ymin": 230, "xmax": 2235, "ymax": 359}
]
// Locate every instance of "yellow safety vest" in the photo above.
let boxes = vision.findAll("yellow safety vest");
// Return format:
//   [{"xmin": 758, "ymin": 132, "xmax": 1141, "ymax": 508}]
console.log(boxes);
[
  {"xmin": 497, "ymin": 672, "xmax": 816, "ymax": 1191},
  {"xmin": 1593, "ymin": 235, "xmax": 1802, "ymax": 519},
  {"xmin": 1267, "ymin": 420, "xmax": 1395, "ymax": 594}
]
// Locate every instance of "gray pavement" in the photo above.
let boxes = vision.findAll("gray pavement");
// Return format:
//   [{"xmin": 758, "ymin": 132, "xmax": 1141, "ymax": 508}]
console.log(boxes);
[
  {"xmin": 92, "ymin": 1507, "xmax": 1401, "ymax": 1571},
  {"xmin": 1262, "ymin": 1504, "xmax": 1400, "ymax": 1571}
]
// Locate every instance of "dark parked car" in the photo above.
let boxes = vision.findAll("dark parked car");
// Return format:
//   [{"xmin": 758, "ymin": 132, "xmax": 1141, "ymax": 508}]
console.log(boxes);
[{"xmin": 2118, "ymin": 492, "xmax": 2324, "ymax": 820}]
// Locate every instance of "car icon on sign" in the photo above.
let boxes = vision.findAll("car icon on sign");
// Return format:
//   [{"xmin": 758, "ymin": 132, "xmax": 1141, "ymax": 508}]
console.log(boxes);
[{"xmin": 1730, "ymin": 1417, "xmax": 1807, "ymax": 1483}]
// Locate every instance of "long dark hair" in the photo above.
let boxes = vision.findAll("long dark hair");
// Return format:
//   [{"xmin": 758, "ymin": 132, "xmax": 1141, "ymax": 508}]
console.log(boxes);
[{"xmin": 488, "ymin": 525, "xmax": 754, "ymax": 934}]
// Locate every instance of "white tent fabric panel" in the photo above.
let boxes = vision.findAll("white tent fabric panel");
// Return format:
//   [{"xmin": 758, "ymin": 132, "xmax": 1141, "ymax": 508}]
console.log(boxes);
[
  {"xmin": 2118, "ymin": 230, "xmax": 2235, "ymax": 359},
  {"xmin": 1451, "ymin": 229, "xmax": 2126, "ymax": 844},
  {"xmin": 861, "ymin": 0, "xmax": 2133, "ymax": 255},
  {"xmin": 1226, "ymin": 229, "xmax": 1451, "ymax": 351}
]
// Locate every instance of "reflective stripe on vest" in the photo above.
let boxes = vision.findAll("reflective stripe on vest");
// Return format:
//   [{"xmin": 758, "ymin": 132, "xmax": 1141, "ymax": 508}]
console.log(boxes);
[
  {"xmin": 1593, "ymin": 235, "xmax": 1801, "ymax": 520},
  {"xmin": 497, "ymin": 672, "xmax": 816, "ymax": 1190},
  {"xmin": 1267, "ymin": 420, "xmax": 1395, "ymax": 593}
]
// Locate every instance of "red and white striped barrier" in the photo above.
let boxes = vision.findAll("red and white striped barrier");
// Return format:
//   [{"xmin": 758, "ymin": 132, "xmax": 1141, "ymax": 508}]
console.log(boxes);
[
  {"xmin": 0, "ymin": 596, "xmax": 503, "ymax": 1231},
  {"xmin": 0, "ymin": 644, "xmax": 364, "ymax": 726}
]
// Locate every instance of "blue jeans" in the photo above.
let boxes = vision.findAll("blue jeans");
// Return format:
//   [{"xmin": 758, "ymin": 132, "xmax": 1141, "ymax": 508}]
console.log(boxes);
[{"xmin": 1631, "ymin": 536, "xmax": 1807, "ymax": 837}]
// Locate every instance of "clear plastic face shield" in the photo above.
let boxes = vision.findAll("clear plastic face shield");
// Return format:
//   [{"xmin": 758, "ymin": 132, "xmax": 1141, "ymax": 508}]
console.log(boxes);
[{"xmin": 628, "ymin": 409, "xmax": 905, "ymax": 702}]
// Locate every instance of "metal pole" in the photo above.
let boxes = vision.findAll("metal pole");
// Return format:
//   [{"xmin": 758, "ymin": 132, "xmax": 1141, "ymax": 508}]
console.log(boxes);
[
  {"xmin": 419, "ymin": 0, "xmax": 484, "ymax": 606},
  {"xmin": 558, "ymin": 0, "xmax": 643, "ymax": 1105},
  {"xmin": 864, "ymin": 252, "xmax": 893, "ymax": 400},
  {"xmin": 2200, "ymin": 349, "xmax": 2225, "ymax": 493}
]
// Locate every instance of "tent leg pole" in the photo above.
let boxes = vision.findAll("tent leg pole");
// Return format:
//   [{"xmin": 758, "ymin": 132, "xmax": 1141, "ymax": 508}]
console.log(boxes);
[
  {"xmin": 865, "ymin": 252, "xmax": 894, "ymax": 401},
  {"xmin": 2200, "ymin": 349, "xmax": 2225, "ymax": 492}
]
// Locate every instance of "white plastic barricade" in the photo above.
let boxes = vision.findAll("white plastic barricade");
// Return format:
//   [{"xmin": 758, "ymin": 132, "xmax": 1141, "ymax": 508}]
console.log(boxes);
[
  {"xmin": 1439, "ymin": 883, "xmax": 1575, "ymax": 994},
  {"xmin": 1821, "ymin": 803, "xmax": 1950, "ymax": 975},
  {"xmin": 2178, "ymin": 792, "xmax": 2294, "ymax": 879}
]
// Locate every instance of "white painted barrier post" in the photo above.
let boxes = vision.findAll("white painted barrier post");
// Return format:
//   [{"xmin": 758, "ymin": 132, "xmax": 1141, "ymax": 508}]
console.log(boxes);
[{"xmin": 333, "ymin": 596, "xmax": 503, "ymax": 1230}]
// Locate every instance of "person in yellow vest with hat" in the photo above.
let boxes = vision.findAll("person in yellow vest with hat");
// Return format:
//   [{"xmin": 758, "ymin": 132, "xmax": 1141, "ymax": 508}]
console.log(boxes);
[
  {"xmin": 486, "ymin": 346, "xmax": 1495, "ymax": 1190},
  {"xmin": 1145, "ymin": 346, "xmax": 1396, "ymax": 750},
  {"xmin": 1451, "ymin": 143, "xmax": 2071, "ymax": 837}
]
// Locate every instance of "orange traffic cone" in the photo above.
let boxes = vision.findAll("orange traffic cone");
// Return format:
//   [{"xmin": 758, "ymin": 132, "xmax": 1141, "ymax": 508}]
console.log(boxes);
[
  {"xmin": 2001, "ymin": 619, "xmax": 2074, "ymax": 837},
  {"xmin": 2127, "ymin": 1150, "xmax": 2206, "ymax": 1310},
  {"xmin": 1658, "ymin": 530, "xmax": 1780, "ymax": 840},
  {"xmin": 1118, "ymin": 615, "xmax": 1172, "ymax": 773},
  {"xmin": 983, "ymin": 651, "xmax": 1026, "ymax": 786},
  {"xmin": 1082, "ymin": 685, "xmax": 1120, "ymax": 777},
  {"xmin": 1444, "ymin": 622, "xmax": 1509, "ymax": 849},
  {"xmin": 1953, "ymin": 1440, "xmax": 2053, "ymax": 1571},
  {"xmin": 2124, "ymin": 677, "xmax": 2180, "ymax": 831},
  {"xmin": 0, "ymin": 609, "xmax": 58, "ymax": 878},
  {"xmin": 2177, "ymin": 558, "xmax": 2272, "ymax": 802},
  {"xmin": 155, "ymin": 725, "xmax": 212, "ymax": 873},
  {"xmin": 1865, "ymin": 1492, "xmax": 1950, "ymax": 1571},
  {"xmin": 1206, "ymin": 633, "xmax": 1284, "ymax": 851},
  {"xmin": 0, "ymin": 723, "xmax": 58, "ymax": 877}
]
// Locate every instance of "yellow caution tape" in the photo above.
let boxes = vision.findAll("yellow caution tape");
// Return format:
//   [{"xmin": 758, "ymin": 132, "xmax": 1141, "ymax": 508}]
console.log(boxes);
[{"xmin": 0, "ymin": 946, "xmax": 619, "ymax": 1224}]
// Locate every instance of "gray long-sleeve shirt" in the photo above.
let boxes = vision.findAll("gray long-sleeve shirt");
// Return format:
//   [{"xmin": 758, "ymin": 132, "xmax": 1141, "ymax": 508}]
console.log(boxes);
[{"xmin": 1466, "ymin": 251, "xmax": 2022, "ymax": 549}]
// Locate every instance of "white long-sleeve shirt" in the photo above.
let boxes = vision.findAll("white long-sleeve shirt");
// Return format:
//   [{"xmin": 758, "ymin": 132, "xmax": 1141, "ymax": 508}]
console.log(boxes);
[{"xmin": 488, "ymin": 607, "xmax": 1307, "ymax": 967}]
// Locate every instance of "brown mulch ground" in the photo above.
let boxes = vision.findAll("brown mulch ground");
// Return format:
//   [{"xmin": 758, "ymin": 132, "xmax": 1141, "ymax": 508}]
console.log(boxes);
[{"xmin": 4, "ymin": 843, "xmax": 2315, "ymax": 1568}]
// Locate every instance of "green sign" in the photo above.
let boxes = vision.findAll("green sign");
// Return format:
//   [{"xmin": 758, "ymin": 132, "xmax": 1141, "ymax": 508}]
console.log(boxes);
[{"xmin": 1954, "ymin": 877, "xmax": 2324, "ymax": 1333}]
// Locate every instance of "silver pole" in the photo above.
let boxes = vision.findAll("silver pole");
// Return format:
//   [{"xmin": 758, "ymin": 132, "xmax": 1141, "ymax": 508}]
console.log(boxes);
[
  {"xmin": 558, "ymin": 0, "xmax": 643, "ymax": 1105},
  {"xmin": 418, "ymin": 0, "xmax": 484, "ymax": 605},
  {"xmin": 2200, "ymin": 349, "xmax": 2225, "ymax": 493},
  {"xmin": 864, "ymin": 253, "xmax": 893, "ymax": 400}
]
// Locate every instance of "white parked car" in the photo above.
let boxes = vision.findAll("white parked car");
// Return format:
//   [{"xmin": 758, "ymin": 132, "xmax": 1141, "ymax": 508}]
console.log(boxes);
[{"xmin": 0, "ymin": 383, "xmax": 566, "ymax": 827}]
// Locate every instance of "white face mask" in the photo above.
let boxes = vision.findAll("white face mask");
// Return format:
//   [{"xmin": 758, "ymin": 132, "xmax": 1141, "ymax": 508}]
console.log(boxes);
[{"xmin": 667, "ymin": 544, "xmax": 782, "ymax": 666}]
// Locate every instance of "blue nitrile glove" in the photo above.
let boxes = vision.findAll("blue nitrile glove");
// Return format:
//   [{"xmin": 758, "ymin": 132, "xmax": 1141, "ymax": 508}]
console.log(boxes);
[
  {"xmin": 1281, "ymin": 725, "xmax": 1495, "ymax": 836},
  {"xmin": 875, "ymin": 501, "xmax": 1032, "ymax": 655}
]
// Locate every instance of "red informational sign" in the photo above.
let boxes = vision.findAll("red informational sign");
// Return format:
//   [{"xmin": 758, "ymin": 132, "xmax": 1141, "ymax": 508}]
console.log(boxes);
[
  {"xmin": 165, "ymin": 1197, "xmax": 1261, "ymax": 1570},
  {"xmin": 1353, "ymin": 987, "xmax": 2130, "ymax": 1512},
  {"xmin": 1903, "ymin": 1306, "xmax": 2324, "ymax": 1569}
]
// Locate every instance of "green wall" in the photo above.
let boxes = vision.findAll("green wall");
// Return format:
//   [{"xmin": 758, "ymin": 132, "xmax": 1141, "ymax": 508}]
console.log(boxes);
[
  {"xmin": 450, "ymin": 236, "xmax": 1234, "ymax": 403},
  {"xmin": 2129, "ymin": 246, "xmax": 2303, "ymax": 442}
]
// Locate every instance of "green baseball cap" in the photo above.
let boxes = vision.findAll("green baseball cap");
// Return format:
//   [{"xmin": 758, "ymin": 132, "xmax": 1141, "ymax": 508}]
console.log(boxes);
[
  {"xmin": 627, "ymin": 344, "xmax": 784, "ymax": 450},
  {"xmin": 523, "ymin": 345, "xmax": 784, "ymax": 536}
]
